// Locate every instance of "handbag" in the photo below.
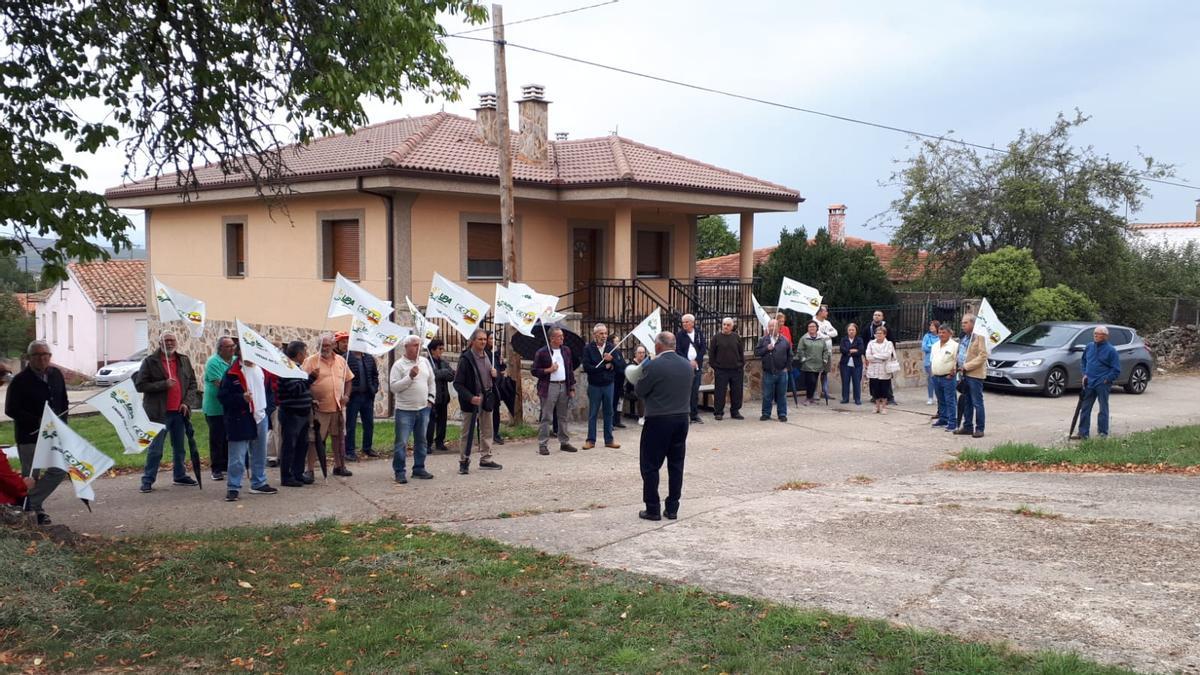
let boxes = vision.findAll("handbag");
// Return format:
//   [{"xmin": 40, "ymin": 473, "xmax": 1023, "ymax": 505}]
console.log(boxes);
[{"xmin": 885, "ymin": 344, "xmax": 901, "ymax": 374}]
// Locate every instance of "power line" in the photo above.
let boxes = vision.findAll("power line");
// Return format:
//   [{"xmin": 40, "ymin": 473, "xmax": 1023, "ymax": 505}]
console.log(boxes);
[
  {"xmin": 450, "ymin": 1, "xmax": 620, "ymax": 37},
  {"xmin": 449, "ymin": 34, "xmax": 1197, "ymax": 192}
]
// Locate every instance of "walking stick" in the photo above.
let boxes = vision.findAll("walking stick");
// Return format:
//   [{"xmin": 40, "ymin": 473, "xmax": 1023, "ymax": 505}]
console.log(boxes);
[{"xmin": 1068, "ymin": 387, "xmax": 1086, "ymax": 439}]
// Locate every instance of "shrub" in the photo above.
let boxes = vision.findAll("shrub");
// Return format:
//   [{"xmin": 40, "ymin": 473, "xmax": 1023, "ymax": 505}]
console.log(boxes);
[
  {"xmin": 960, "ymin": 246, "xmax": 1041, "ymax": 326},
  {"xmin": 1022, "ymin": 284, "xmax": 1099, "ymax": 323}
]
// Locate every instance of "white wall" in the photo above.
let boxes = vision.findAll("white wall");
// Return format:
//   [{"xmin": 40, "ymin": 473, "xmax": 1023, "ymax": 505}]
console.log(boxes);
[
  {"xmin": 1133, "ymin": 227, "xmax": 1200, "ymax": 247},
  {"xmin": 32, "ymin": 273, "xmax": 148, "ymax": 375}
]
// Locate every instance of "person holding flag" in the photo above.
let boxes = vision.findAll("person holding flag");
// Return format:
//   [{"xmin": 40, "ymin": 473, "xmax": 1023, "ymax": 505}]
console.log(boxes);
[
  {"xmin": 531, "ymin": 327, "xmax": 578, "ymax": 456},
  {"xmin": 582, "ymin": 323, "xmax": 624, "ymax": 450},
  {"xmin": 424, "ymin": 339, "xmax": 454, "ymax": 453},
  {"xmin": 135, "ymin": 332, "xmax": 201, "ymax": 493},
  {"xmin": 675, "ymin": 314, "xmax": 707, "ymax": 424},
  {"xmin": 217, "ymin": 351, "xmax": 279, "ymax": 501},
  {"xmin": 276, "ymin": 341, "xmax": 317, "ymax": 487},
  {"xmin": 3, "ymin": 340, "xmax": 68, "ymax": 523},
  {"xmin": 954, "ymin": 314, "xmax": 988, "ymax": 438}
]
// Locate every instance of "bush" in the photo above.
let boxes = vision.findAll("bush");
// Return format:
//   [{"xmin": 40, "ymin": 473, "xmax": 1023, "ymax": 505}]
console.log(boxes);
[
  {"xmin": 1022, "ymin": 284, "xmax": 1099, "ymax": 323},
  {"xmin": 960, "ymin": 246, "xmax": 1041, "ymax": 326}
]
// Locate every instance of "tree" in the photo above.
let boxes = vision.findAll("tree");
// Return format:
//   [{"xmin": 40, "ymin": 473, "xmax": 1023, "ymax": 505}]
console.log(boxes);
[
  {"xmin": 0, "ymin": 293, "xmax": 34, "ymax": 357},
  {"xmin": 1023, "ymin": 285, "xmax": 1099, "ymax": 324},
  {"xmin": 758, "ymin": 227, "xmax": 896, "ymax": 310},
  {"xmin": 696, "ymin": 215, "xmax": 739, "ymax": 260},
  {"xmin": 1, "ymin": 0, "xmax": 487, "ymax": 282},
  {"xmin": 960, "ymin": 246, "xmax": 1041, "ymax": 326},
  {"xmin": 887, "ymin": 111, "xmax": 1174, "ymax": 287},
  {"xmin": 0, "ymin": 254, "xmax": 38, "ymax": 292}
]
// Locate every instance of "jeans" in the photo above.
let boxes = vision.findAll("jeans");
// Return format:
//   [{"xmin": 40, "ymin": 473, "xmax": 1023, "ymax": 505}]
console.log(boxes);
[
  {"xmin": 586, "ymin": 384, "xmax": 614, "ymax": 443},
  {"xmin": 931, "ymin": 375, "xmax": 957, "ymax": 429},
  {"xmin": 279, "ymin": 407, "xmax": 311, "ymax": 483},
  {"xmin": 141, "ymin": 411, "xmax": 187, "ymax": 487},
  {"xmin": 959, "ymin": 377, "xmax": 985, "ymax": 432},
  {"xmin": 689, "ymin": 368, "xmax": 703, "ymax": 418},
  {"xmin": 1077, "ymin": 382, "xmax": 1111, "ymax": 438},
  {"xmin": 392, "ymin": 408, "xmax": 429, "ymax": 477},
  {"xmin": 205, "ymin": 415, "xmax": 228, "ymax": 473},
  {"xmin": 344, "ymin": 392, "xmax": 375, "ymax": 456},
  {"xmin": 227, "ymin": 417, "xmax": 269, "ymax": 491},
  {"xmin": 839, "ymin": 363, "xmax": 862, "ymax": 404},
  {"xmin": 925, "ymin": 365, "xmax": 935, "ymax": 400},
  {"xmin": 712, "ymin": 367, "xmax": 743, "ymax": 415},
  {"xmin": 761, "ymin": 370, "xmax": 788, "ymax": 418}
]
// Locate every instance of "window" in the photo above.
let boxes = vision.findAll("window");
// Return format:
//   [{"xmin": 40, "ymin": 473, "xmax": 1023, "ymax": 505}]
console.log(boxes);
[
  {"xmin": 40, "ymin": 314, "xmax": 45, "ymax": 340},
  {"xmin": 1107, "ymin": 328, "xmax": 1133, "ymax": 346},
  {"xmin": 68, "ymin": 315, "xmax": 74, "ymax": 350},
  {"xmin": 466, "ymin": 221, "xmax": 503, "ymax": 279},
  {"xmin": 321, "ymin": 219, "xmax": 361, "ymax": 280},
  {"xmin": 52, "ymin": 311, "xmax": 58, "ymax": 344},
  {"xmin": 225, "ymin": 221, "xmax": 246, "ymax": 277},
  {"xmin": 636, "ymin": 230, "xmax": 668, "ymax": 278}
]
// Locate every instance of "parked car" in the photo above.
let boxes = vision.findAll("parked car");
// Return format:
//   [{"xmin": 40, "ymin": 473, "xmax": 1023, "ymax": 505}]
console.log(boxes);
[
  {"xmin": 984, "ymin": 322, "xmax": 1154, "ymax": 398},
  {"xmin": 93, "ymin": 349, "xmax": 148, "ymax": 386}
]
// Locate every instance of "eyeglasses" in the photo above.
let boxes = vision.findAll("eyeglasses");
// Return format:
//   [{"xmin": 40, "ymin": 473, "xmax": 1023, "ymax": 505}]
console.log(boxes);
[{"xmin": 30, "ymin": 352, "xmax": 51, "ymax": 357}]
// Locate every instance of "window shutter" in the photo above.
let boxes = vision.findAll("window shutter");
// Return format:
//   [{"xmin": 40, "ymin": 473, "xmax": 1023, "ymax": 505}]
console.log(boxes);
[
  {"xmin": 637, "ymin": 231, "xmax": 666, "ymax": 277},
  {"xmin": 467, "ymin": 222, "xmax": 503, "ymax": 278},
  {"xmin": 329, "ymin": 220, "xmax": 360, "ymax": 280},
  {"xmin": 226, "ymin": 222, "xmax": 245, "ymax": 277}
]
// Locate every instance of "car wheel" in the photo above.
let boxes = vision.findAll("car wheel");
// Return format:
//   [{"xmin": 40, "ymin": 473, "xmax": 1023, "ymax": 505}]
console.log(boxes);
[
  {"xmin": 1123, "ymin": 364, "xmax": 1150, "ymax": 395},
  {"xmin": 1043, "ymin": 367, "xmax": 1067, "ymax": 398}
]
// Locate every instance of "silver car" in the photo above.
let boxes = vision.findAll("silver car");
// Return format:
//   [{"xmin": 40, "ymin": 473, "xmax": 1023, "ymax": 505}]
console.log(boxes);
[
  {"xmin": 984, "ymin": 322, "xmax": 1154, "ymax": 398},
  {"xmin": 93, "ymin": 349, "xmax": 148, "ymax": 386}
]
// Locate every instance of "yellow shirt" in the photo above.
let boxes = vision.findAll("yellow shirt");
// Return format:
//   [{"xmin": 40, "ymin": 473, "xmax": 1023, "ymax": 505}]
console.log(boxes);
[{"xmin": 930, "ymin": 338, "xmax": 959, "ymax": 376}]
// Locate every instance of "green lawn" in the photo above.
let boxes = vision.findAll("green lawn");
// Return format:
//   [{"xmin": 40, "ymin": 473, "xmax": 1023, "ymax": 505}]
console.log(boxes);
[
  {"xmin": 954, "ymin": 425, "xmax": 1200, "ymax": 469},
  {"xmin": 0, "ymin": 519, "xmax": 1127, "ymax": 674},
  {"xmin": 0, "ymin": 415, "xmax": 538, "ymax": 469}
]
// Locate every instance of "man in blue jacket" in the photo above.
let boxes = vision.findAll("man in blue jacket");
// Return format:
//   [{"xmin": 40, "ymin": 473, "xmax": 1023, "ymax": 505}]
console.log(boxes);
[
  {"xmin": 675, "ymin": 313, "xmax": 707, "ymax": 424},
  {"xmin": 1073, "ymin": 325, "xmax": 1122, "ymax": 440}
]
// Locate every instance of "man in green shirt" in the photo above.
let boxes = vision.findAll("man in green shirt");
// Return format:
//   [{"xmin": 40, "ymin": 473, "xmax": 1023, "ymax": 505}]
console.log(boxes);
[{"xmin": 203, "ymin": 337, "xmax": 237, "ymax": 480}]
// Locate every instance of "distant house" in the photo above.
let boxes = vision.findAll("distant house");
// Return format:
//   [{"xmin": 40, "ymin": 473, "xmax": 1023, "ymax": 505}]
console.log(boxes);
[
  {"xmin": 696, "ymin": 204, "xmax": 926, "ymax": 283},
  {"xmin": 34, "ymin": 260, "xmax": 149, "ymax": 374},
  {"xmin": 1129, "ymin": 201, "xmax": 1200, "ymax": 246}
]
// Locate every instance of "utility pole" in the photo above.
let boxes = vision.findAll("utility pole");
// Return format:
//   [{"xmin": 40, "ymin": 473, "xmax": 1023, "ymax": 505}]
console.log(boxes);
[{"xmin": 493, "ymin": 3, "xmax": 523, "ymax": 424}]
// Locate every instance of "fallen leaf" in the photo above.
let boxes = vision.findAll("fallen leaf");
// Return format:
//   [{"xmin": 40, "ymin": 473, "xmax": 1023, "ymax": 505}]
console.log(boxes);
[
  {"xmin": 237, "ymin": 580, "xmax": 253, "ymax": 589},
  {"xmin": 289, "ymin": 583, "xmax": 303, "ymax": 589},
  {"xmin": 619, "ymin": 612, "xmax": 627, "ymax": 619}
]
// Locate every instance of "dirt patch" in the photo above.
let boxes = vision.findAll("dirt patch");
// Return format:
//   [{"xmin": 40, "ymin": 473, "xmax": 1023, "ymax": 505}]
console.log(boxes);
[{"xmin": 941, "ymin": 460, "xmax": 1200, "ymax": 475}]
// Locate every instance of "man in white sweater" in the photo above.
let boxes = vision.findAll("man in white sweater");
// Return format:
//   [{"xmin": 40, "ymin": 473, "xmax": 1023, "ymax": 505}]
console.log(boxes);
[{"xmin": 389, "ymin": 335, "xmax": 436, "ymax": 484}]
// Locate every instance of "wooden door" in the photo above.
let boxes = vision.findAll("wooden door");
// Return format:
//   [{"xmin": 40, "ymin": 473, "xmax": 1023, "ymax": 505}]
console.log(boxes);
[{"xmin": 572, "ymin": 229, "xmax": 599, "ymax": 316}]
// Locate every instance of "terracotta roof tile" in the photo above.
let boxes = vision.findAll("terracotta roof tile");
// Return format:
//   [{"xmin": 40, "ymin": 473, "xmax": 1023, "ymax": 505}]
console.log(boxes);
[
  {"xmin": 68, "ymin": 260, "xmax": 147, "ymax": 308},
  {"xmin": 696, "ymin": 238, "xmax": 927, "ymax": 283},
  {"xmin": 105, "ymin": 113, "xmax": 801, "ymax": 202},
  {"xmin": 1130, "ymin": 222, "xmax": 1200, "ymax": 230}
]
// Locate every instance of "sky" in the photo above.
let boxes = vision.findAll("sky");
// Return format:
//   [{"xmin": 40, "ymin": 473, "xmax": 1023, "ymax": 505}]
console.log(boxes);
[{"xmin": 67, "ymin": 0, "xmax": 1200, "ymax": 250}]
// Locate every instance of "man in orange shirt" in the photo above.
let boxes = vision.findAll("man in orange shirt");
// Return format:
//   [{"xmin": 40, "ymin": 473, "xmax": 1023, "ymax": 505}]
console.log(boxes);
[{"xmin": 303, "ymin": 334, "xmax": 354, "ymax": 479}]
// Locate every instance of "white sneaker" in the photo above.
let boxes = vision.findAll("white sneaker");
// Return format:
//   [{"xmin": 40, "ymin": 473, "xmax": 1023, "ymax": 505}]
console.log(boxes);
[
  {"xmin": 926, "ymin": 398, "xmax": 934, "ymax": 405},
  {"xmin": 638, "ymin": 417, "xmax": 646, "ymax": 426}
]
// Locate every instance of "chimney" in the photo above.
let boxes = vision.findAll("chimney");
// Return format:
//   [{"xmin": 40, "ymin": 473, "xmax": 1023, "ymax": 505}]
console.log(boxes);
[
  {"xmin": 474, "ymin": 92, "xmax": 499, "ymax": 146},
  {"xmin": 1195, "ymin": 199, "xmax": 1199, "ymax": 223},
  {"xmin": 516, "ymin": 84, "xmax": 549, "ymax": 162},
  {"xmin": 555, "ymin": 131, "xmax": 569, "ymax": 141},
  {"xmin": 827, "ymin": 204, "xmax": 847, "ymax": 243}
]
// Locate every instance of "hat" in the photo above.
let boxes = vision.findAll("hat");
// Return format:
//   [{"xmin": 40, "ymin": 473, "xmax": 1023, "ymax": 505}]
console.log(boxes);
[{"xmin": 334, "ymin": 331, "xmax": 349, "ymax": 341}]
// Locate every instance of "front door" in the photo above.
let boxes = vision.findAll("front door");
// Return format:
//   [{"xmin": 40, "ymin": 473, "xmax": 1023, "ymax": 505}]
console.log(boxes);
[{"xmin": 572, "ymin": 228, "xmax": 599, "ymax": 316}]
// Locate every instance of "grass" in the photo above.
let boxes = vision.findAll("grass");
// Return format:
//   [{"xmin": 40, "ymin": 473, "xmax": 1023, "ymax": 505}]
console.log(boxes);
[
  {"xmin": 1013, "ymin": 504, "xmax": 1062, "ymax": 520},
  {"xmin": 0, "ymin": 519, "xmax": 1129, "ymax": 674},
  {"xmin": 952, "ymin": 425, "xmax": 1200, "ymax": 470},
  {"xmin": 0, "ymin": 415, "xmax": 539, "ymax": 470},
  {"xmin": 776, "ymin": 480, "xmax": 822, "ymax": 491}
]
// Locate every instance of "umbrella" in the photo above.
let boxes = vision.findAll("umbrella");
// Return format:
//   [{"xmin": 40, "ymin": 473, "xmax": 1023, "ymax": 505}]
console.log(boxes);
[
  {"xmin": 311, "ymin": 417, "xmax": 328, "ymax": 478},
  {"xmin": 491, "ymin": 334, "xmax": 518, "ymax": 417},
  {"xmin": 1068, "ymin": 387, "xmax": 1086, "ymax": 439},
  {"xmin": 182, "ymin": 415, "xmax": 204, "ymax": 490},
  {"xmin": 510, "ymin": 325, "xmax": 585, "ymax": 364}
]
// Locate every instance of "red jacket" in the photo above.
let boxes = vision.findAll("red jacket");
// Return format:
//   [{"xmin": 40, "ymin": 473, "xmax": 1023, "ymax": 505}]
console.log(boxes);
[{"xmin": 0, "ymin": 455, "xmax": 28, "ymax": 506}]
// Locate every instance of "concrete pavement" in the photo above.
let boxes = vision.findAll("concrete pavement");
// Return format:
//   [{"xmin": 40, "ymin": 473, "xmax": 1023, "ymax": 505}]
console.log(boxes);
[{"xmin": 36, "ymin": 374, "xmax": 1200, "ymax": 673}]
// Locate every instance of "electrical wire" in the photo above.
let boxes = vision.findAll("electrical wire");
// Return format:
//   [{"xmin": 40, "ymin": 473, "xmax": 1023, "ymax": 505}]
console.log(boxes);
[
  {"xmin": 449, "ymin": 34, "xmax": 1196, "ymax": 192},
  {"xmin": 450, "ymin": 1, "xmax": 620, "ymax": 37}
]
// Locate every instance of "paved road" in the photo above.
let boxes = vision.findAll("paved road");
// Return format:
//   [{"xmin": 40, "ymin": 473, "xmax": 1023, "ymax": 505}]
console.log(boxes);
[{"xmin": 41, "ymin": 374, "xmax": 1200, "ymax": 673}]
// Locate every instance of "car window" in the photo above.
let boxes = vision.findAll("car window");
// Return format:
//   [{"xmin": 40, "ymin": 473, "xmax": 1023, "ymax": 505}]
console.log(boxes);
[
  {"xmin": 1069, "ymin": 330, "xmax": 1092, "ymax": 349},
  {"xmin": 1107, "ymin": 328, "xmax": 1133, "ymax": 346},
  {"xmin": 1008, "ymin": 324, "xmax": 1078, "ymax": 347}
]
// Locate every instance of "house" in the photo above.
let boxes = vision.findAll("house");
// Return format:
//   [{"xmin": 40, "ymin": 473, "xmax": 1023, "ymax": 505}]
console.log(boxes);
[
  {"xmin": 1128, "ymin": 201, "xmax": 1200, "ymax": 246},
  {"xmin": 104, "ymin": 86, "xmax": 803, "ymax": 355},
  {"xmin": 34, "ymin": 260, "xmax": 149, "ymax": 374},
  {"xmin": 696, "ymin": 204, "xmax": 927, "ymax": 282}
]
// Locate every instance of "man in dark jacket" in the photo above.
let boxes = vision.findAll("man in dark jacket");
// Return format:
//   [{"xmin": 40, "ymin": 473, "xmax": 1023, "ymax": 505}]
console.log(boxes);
[
  {"xmin": 635, "ymin": 331, "xmax": 694, "ymax": 521},
  {"xmin": 217, "ymin": 355, "xmax": 278, "ymax": 501},
  {"xmin": 3, "ymin": 340, "xmax": 68, "ymax": 523},
  {"xmin": 675, "ymin": 313, "xmax": 707, "ymax": 423},
  {"xmin": 1073, "ymin": 325, "xmax": 1123, "ymax": 440},
  {"xmin": 344, "ymin": 347, "xmax": 380, "ymax": 461},
  {"xmin": 531, "ymin": 328, "xmax": 578, "ymax": 455},
  {"xmin": 582, "ymin": 323, "xmax": 625, "ymax": 449},
  {"xmin": 453, "ymin": 329, "xmax": 502, "ymax": 474},
  {"xmin": 276, "ymin": 341, "xmax": 316, "ymax": 486},
  {"xmin": 707, "ymin": 317, "xmax": 744, "ymax": 420},
  {"xmin": 424, "ymin": 339, "xmax": 455, "ymax": 453},
  {"xmin": 134, "ymin": 332, "xmax": 200, "ymax": 493},
  {"xmin": 755, "ymin": 319, "xmax": 792, "ymax": 422}
]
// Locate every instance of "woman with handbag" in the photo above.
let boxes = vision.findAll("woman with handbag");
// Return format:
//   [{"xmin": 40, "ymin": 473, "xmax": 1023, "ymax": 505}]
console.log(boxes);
[{"xmin": 865, "ymin": 325, "xmax": 899, "ymax": 414}]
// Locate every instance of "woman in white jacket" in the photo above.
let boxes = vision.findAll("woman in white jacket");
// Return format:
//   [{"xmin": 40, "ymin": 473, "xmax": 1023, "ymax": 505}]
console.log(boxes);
[{"xmin": 864, "ymin": 326, "xmax": 896, "ymax": 414}]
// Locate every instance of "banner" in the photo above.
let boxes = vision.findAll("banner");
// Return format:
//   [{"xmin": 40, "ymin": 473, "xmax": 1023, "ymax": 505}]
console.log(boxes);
[
  {"xmin": 153, "ymin": 278, "xmax": 206, "ymax": 338},
  {"xmin": 508, "ymin": 282, "xmax": 561, "ymax": 324},
  {"xmin": 427, "ymin": 272, "xmax": 490, "ymax": 340},
  {"xmin": 493, "ymin": 284, "xmax": 517, "ymax": 325},
  {"xmin": 31, "ymin": 404, "xmax": 114, "ymax": 503},
  {"xmin": 752, "ymin": 294, "xmax": 771, "ymax": 330},
  {"xmin": 630, "ymin": 308, "xmax": 663, "ymax": 352},
  {"xmin": 778, "ymin": 277, "xmax": 822, "ymax": 316},
  {"xmin": 973, "ymin": 297, "xmax": 1011, "ymax": 352},
  {"xmin": 235, "ymin": 320, "xmax": 308, "ymax": 379},
  {"xmin": 327, "ymin": 273, "xmax": 392, "ymax": 326},
  {"xmin": 349, "ymin": 316, "xmax": 412, "ymax": 356},
  {"xmin": 86, "ymin": 379, "xmax": 164, "ymax": 454},
  {"xmin": 406, "ymin": 296, "xmax": 439, "ymax": 347}
]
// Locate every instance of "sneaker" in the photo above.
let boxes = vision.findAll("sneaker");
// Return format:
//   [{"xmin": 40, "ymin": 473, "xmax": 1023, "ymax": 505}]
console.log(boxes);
[
  {"xmin": 560, "ymin": 443, "xmax": 579, "ymax": 453},
  {"xmin": 173, "ymin": 476, "xmax": 198, "ymax": 487},
  {"xmin": 225, "ymin": 490, "xmax": 239, "ymax": 502},
  {"xmin": 926, "ymin": 398, "xmax": 934, "ymax": 405},
  {"xmin": 250, "ymin": 484, "xmax": 278, "ymax": 495},
  {"xmin": 211, "ymin": 472, "xmax": 226, "ymax": 481},
  {"xmin": 605, "ymin": 441, "xmax": 621, "ymax": 449},
  {"xmin": 281, "ymin": 480, "xmax": 305, "ymax": 488},
  {"xmin": 412, "ymin": 469, "xmax": 434, "ymax": 479},
  {"xmin": 760, "ymin": 415, "xmax": 771, "ymax": 421},
  {"xmin": 332, "ymin": 467, "xmax": 353, "ymax": 477},
  {"xmin": 140, "ymin": 484, "xmax": 153, "ymax": 493},
  {"xmin": 458, "ymin": 462, "xmax": 469, "ymax": 475},
  {"xmin": 362, "ymin": 449, "xmax": 380, "ymax": 458},
  {"xmin": 36, "ymin": 512, "xmax": 52, "ymax": 526},
  {"xmin": 395, "ymin": 474, "xmax": 408, "ymax": 484},
  {"xmin": 479, "ymin": 460, "xmax": 503, "ymax": 470},
  {"xmin": 731, "ymin": 412, "xmax": 744, "ymax": 420},
  {"xmin": 301, "ymin": 472, "xmax": 315, "ymax": 485},
  {"xmin": 538, "ymin": 446, "xmax": 550, "ymax": 455}
]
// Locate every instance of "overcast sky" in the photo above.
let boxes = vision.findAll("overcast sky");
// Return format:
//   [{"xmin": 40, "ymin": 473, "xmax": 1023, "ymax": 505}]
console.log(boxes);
[{"xmin": 82, "ymin": 0, "xmax": 1200, "ymax": 249}]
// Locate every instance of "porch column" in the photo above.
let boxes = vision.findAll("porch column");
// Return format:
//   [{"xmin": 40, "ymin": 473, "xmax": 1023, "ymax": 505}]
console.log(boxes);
[
  {"xmin": 614, "ymin": 204, "xmax": 633, "ymax": 279},
  {"xmin": 739, "ymin": 212, "xmax": 754, "ymax": 281}
]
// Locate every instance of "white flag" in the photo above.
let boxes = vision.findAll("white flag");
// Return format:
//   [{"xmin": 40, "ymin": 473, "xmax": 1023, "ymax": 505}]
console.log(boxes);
[
  {"xmin": 508, "ymin": 282, "xmax": 561, "ymax": 324},
  {"xmin": 630, "ymin": 308, "xmax": 663, "ymax": 352},
  {"xmin": 973, "ymin": 298, "xmax": 1011, "ymax": 352},
  {"xmin": 508, "ymin": 296, "xmax": 548, "ymax": 337},
  {"xmin": 153, "ymin": 278, "xmax": 206, "ymax": 338},
  {"xmin": 235, "ymin": 320, "xmax": 308, "ymax": 379},
  {"xmin": 427, "ymin": 272, "xmax": 490, "ymax": 340},
  {"xmin": 31, "ymin": 404, "xmax": 114, "ymax": 502},
  {"xmin": 752, "ymin": 294, "xmax": 771, "ymax": 330},
  {"xmin": 328, "ymin": 273, "xmax": 392, "ymax": 326},
  {"xmin": 349, "ymin": 316, "xmax": 412, "ymax": 356},
  {"xmin": 405, "ymin": 296, "xmax": 439, "ymax": 348},
  {"xmin": 493, "ymin": 284, "xmax": 516, "ymax": 325},
  {"xmin": 778, "ymin": 277, "xmax": 823, "ymax": 316},
  {"xmin": 86, "ymin": 379, "xmax": 165, "ymax": 455}
]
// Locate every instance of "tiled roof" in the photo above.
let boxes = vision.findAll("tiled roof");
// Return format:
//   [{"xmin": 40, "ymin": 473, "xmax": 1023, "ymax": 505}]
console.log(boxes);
[
  {"xmin": 105, "ymin": 113, "xmax": 801, "ymax": 202},
  {"xmin": 696, "ymin": 238, "xmax": 927, "ymax": 283},
  {"xmin": 68, "ymin": 260, "xmax": 147, "ymax": 308},
  {"xmin": 1130, "ymin": 222, "xmax": 1200, "ymax": 230}
]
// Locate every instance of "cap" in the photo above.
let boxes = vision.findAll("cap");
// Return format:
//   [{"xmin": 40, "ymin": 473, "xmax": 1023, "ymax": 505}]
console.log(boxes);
[{"xmin": 334, "ymin": 331, "xmax": 349, "ymax": 341}]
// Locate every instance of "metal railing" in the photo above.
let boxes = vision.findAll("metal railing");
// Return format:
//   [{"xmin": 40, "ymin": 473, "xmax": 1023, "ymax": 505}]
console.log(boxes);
[
  {"xmin": 670, "ymin": 278, "xmax": 763, "ymax": 353},
  {"xmin": 818, "ymin": 301, "xmax": 963, "ymax": 343}
]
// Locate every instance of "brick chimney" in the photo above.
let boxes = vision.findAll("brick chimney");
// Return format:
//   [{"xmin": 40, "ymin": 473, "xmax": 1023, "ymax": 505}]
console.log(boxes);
[
  {"xmin": 827, "ymin": 204, "xmax": 847, "ymax": 243},
  {"xmin": 474, "ymin": 92, "xmax": 499, "ymax": 146},
  {"xmin": 1195, "ymin": 198, "xmax": 1199, "ymax": 222},
  {"xmin": 516, "ymin": 84, "xmax": 549, "ymax": 162}
]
